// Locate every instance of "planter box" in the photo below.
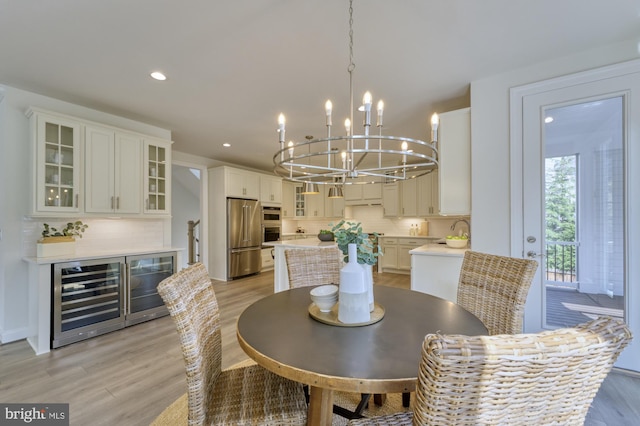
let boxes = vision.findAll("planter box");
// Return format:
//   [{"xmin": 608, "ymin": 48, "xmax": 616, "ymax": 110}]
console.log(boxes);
[{"xmin": 37, "ymin": 236, "xmax": 76, "ymax": 258}]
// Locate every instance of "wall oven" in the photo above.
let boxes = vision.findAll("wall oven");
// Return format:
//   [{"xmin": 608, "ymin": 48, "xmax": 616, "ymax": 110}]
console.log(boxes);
[{"xmin": 262, "ymin": 206, "xmax": 281, "ymax": 246}]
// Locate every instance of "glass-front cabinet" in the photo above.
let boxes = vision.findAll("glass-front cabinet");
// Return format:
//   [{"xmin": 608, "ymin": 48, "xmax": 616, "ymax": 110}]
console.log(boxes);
[
  {"xmin": 144, "ymin": 139, "xmax": 172, "ymax": 214},
  {"xmin": 30, "ymin": 110, "xmax": 81, "ymax": 213}
]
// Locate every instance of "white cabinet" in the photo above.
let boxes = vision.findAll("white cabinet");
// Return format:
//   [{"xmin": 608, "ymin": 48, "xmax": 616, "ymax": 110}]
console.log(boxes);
[
  {"xmin": 411, "ymin": 251, "xmax": 465, "ymax": 302},
  {"xmin": 305, "ymin": 187, "xmax": 325, "ymax": 218},
  {"xmin": 344, "ymin": 179, "xmax": 383, "ymax": 205},
  {"xmin": 260, "ymin": 175, "xmax": 282, "ymax": 206},
  {"xmin": 293, "ymin": 184, "xmax": 305, "ymax": 217},
  {"xmin": 85, "ymin": 125, "xmax": 142, "ymax": 214},
  {"xmin": 144, "ymin": 139, "xmax": 172, "ymax": 214},
  {"xmin": 282, "ymin": 181, "xmax": 295, "ymax": 218},
  {"xmin": 225, "ymin": 167, "xmax": 259, "ymax": 199},
  {"xmin": 261, "ymin": 247, "xmax": 275, "ymax": 271},
  {"xmin": 438, "ymin": 108, "xmax": 471, "ymax": 215},
  {"xmin": 324, "ymin": 188, "xmax": 345, "ymax": 218},
  {"xmin": 382, "ymin": 183, "xmax": 400, "ymax": 217},
  {"xmin": 29, "ymin": 110, "xmax": 82, "ymax": 213},
  {"xmin": 379, "ymin": 237, "xmax": 425, "ymax": 274},
  {"xmin": 379, "ymin": 238, "xmax": 398, "ymax": 270},
  {"xmin": 27, "ymin": 107, "xmax": 172, "ymax": 217},
  {"xmin": 417, "ymin": 171, "xmax": 439, "ymax": 216},
  {"xmin": 401, "ymin": 178, "xmax": 418, "ymax": 217}
]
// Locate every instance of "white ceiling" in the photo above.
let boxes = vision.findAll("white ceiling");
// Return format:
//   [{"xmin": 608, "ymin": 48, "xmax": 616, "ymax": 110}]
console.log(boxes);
[{"xmin": 1, "ymin": 0, "xmax": 639, "ymax": 173}]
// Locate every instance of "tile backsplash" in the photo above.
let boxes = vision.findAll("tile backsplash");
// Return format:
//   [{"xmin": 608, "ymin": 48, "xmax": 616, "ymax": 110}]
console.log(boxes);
[
  {"xmin": 282, "ymin": 205, "xmax": 470, "ymax": 238},
  {"xmin": 23, "ymin": 218, "xmax": 167, "ymax": 257}
]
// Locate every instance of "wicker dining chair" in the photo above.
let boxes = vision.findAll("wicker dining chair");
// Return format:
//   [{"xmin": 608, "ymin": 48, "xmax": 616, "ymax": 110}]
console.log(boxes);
[
  {"xmin": 348, "ymin": 316, "xmax": 632, "ymax": 426},
  {"xmin": 157, "ymin": 263, "xmax": 307, "ymax": 426},
  {"xmin": 285, "ymin": 247, "xmax": 342, "ymax": 288},
  {"xmin": 456, "ymin": 250, "xmax": 538, "ymax": 335}
]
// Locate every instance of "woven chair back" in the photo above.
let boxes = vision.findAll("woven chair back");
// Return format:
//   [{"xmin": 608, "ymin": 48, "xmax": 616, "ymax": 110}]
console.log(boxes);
[
  {"xmin": 413, "ymin": 316, "xmax": 632, "ymax": 425},
  {"xmin": 457, "ymin": 250, "xmax": 538, "ymax": 335},
  {"xmin": 157, "ymin": 262, "xmax": 222, "ymax": 426},
  {"xmin": 285, "ymin": 247, "xmax": 342, "ymax": 288}
]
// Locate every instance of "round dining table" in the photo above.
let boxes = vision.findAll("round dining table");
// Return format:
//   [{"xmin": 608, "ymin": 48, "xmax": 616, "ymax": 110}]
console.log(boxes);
[{"xmin": 236, "ymin": 285, "xmax": 488, "ymax": 426}]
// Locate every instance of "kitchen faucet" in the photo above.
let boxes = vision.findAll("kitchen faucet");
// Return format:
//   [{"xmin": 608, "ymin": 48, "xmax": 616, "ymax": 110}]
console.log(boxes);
[{"xmin": 450, "ymin": 219, "xmax": 470, "ymax": 237}]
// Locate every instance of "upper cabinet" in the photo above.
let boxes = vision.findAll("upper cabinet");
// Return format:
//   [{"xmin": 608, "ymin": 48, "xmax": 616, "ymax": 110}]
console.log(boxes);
[
  {"xmin": 29, "ymin": 110, "xmax": 82, "ymax": 213},
  {"xmin": 344, "ymin": 179, "xmax": 383, "ymax": 205},
  {"xmin": 282, "ymin": 181, "xmax": 295, "ymax": 218},
  {"xmin": 144, "ymin": 139, "xmax": 172, "ymax": 214},
  {"xmin": 417, "ymin": 170, "xmax": 439, "ymax": 216},
  {"xmin": 382, "ymin": 183, "xmax": 400, "ymax": 217},
  {"xmin": 85, "ymin": 126, "xmax": 142, "ymax": 214},
  {"xmin": 225, "ymin": 167, "xmax": 260, "ymax": 199},
  {"xmin": 27, "ymin": 107, "xmax": 172, "ymax": 217},
  {"xmin": 437, "ymin": 108, "xmax": 471, "ymax": 215},
  {"xmin": 260, "ymin": 175, "xmax": 282, "ymax": 206}
]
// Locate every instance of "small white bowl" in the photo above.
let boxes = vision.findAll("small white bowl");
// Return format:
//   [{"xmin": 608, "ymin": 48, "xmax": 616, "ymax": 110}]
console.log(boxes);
[
  {"xmin": 310, "ymin": 285, "xmax": 339, "ymax": 312},
  {"xmin": 445, "ymin": 238, "xmax": 468, "ymax": 249}
]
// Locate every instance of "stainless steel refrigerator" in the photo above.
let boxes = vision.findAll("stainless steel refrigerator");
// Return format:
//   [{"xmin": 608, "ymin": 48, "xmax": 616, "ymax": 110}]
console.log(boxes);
[{"xmin": 227, "ymin": 198, "xmax": 262, "ymax": 279}]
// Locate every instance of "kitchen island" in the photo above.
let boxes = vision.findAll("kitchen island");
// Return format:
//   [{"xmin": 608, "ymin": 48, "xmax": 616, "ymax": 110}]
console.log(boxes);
[
  {"xmin": 263, "ymin": 238, "xmax": 337, "ymax": 292},
  {"xmin": 410, "ymin": 243, "xmax": 469, "ymax": 302}
]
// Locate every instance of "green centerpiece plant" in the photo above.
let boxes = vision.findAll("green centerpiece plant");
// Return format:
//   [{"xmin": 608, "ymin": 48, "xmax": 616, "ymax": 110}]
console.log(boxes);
[{"xmin": 330, "ymin": 220, "xmax": 380, "ymax": 265}]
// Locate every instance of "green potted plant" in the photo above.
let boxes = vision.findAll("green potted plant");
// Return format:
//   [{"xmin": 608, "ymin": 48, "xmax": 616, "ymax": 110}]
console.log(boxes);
[
  {"xmin": 38, "ymin": 221, "xmax": 88, "ymax": 258},
  {"xmin": 40, "ymin": 221, "xmax": 88, "ymax": 241},
  {"xmin": 317, "ymin": 229, "xmax": 335, "ymax": 241},
  {"xmin": 330, "ymin": 220, "xmax": 379, "ymax": 265}
]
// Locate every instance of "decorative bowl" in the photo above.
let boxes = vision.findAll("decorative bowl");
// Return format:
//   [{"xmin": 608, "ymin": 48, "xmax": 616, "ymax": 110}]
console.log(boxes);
[
  {"xmin": 445, "ymin": 238, "xmax": 468, "ymax": 249},
  {"xmin": 310, "ymin": 284, "xmax": 339, "ymax": 312},
  {"xmin": 317, "ymin": 233, "xmax": 334, "ymax": 241}
]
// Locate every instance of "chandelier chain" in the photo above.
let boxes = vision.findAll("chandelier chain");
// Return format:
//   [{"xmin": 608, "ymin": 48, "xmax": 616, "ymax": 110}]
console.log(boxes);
[{"xmin": 348, "ymin": 0, "xmax": 355, "ymax": 73}]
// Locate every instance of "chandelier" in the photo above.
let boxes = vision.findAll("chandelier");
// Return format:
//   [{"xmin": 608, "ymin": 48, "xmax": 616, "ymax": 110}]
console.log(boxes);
[{"xmin": 273, "ymin": 0, "xmax": 439, "ymax": 197}]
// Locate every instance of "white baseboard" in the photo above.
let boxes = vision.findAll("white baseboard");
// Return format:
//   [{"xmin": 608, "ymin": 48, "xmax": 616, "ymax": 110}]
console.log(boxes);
[{"xmin": 0, "ymin": 326, "xmax": 29, "ymax": 344}]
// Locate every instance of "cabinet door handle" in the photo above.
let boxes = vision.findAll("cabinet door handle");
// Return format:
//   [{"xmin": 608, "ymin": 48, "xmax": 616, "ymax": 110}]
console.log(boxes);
[
  {"xmin": 116, "ymin": 196, "xmax": 120, "ymax": 210},
  {"xmin": 75, "ymin": 194, "xmax": 79, "ymax": 208},
  {"xmin": 111, "ymin": 196, "xmax": 114, "ymax": 210}
]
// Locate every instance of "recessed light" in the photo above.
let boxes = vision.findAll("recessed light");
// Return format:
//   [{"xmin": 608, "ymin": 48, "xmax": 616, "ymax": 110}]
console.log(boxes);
[
  {"xmin": 222, "ymin": 143, "xmax": 231, "ymax": 147},
  {"xmin": 150, "ymin": 71, "xmax": 167, "ymax": 81}
]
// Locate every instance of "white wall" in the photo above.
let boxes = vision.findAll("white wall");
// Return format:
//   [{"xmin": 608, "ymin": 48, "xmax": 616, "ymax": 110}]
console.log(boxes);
[
  {"xmin": 0, "ymin": 85, "xmax": 172, "ymax": 343},
  {"xmin": 469, "ymin": 39, "xmax": 640, "ymax": 256}
]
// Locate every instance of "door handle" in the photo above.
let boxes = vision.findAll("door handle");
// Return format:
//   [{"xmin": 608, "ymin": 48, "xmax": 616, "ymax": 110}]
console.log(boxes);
[{"xmin": 527, "ymin": 250, "xmax": 544, "ymax": 258}]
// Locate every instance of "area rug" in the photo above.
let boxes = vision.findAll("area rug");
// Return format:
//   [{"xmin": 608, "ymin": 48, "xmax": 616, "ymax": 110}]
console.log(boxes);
[
  {"xmin": 151, "ymin": 391, "xmax": 411, "ymax": 425},
  {"xmin": 151, "ymin": 359, "xmax": 412, "ymax": 425}
]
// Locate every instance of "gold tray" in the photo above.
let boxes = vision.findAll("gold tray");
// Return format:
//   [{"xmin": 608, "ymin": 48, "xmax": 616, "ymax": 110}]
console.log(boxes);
[{"xmin": 308, "ymin": 302, "xmax": 385, "ymax": 327}]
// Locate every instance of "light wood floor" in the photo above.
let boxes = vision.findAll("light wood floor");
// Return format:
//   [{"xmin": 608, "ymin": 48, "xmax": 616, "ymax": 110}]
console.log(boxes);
[{"xmin": 1, "ymin": 270, "xmax": 639, "ymax": 425}]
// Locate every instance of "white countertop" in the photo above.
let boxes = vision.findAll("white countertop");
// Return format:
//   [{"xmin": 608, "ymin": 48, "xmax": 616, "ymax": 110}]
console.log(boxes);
[
  {"xmin": 379, "ymin": 235, "xmax": 440, "ymax": 240},
  {"xmin": 410, "ymin": 243, "xmax": 469, "ymax": 257},
  {"xmin": 264, "ymin": 238, "xmax": 337, "ymax": 249},
  {"xmin": 23, "ymin": 247, "xmax": 184, "ymax": 264}
]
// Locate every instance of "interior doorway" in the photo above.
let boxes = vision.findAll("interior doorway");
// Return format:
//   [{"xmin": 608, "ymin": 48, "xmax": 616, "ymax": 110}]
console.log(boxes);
[{"xmin": 171, "ymin": 162, "xmax": 207, "ymax": 271}]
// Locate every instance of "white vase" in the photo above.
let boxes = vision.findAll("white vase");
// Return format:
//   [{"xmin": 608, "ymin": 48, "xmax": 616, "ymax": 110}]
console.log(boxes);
[
  {"xmin": 361, "ymin": 263, "xmax": 374, "ymax": 311},
  {"xmin": 338, "ymin": 244, "xmax": 370, "ymax": 324}
]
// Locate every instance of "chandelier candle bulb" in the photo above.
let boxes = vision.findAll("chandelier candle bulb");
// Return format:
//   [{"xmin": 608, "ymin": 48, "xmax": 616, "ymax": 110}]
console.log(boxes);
[
  {"xmin": 377, "ymin": 100, "xmax": 384, "ymax": 127},
  {"xmin": 431, "ymin": 113, "xmax": 439, "ymax": 142},
  {"xmin": 278, "ymin": 113, "xmax": 286, "ymax": 143},
  {"xmin": 325, "ymin": 100, "xmax": 332, "ymax": 126}
]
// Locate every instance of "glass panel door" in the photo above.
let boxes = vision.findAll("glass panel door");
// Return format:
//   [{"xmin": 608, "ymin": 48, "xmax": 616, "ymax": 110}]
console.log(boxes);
[{"xmin": 543, "ymin": 99, "xmax": 625, "ymax": 328}]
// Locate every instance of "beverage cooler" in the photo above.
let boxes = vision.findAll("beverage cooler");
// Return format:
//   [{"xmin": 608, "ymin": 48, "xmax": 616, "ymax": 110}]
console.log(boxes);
[{"xmin": 51, "ymin": 252, "xmax": 176, "ymax": 348}]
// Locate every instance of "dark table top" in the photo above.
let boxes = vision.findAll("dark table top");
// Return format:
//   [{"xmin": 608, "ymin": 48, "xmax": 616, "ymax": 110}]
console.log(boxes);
[{"xmin": 237, "ymin": 285, "xmax": 488, "ymax": 393}]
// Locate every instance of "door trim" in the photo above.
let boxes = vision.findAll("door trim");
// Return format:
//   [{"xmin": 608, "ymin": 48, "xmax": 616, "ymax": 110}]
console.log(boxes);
[{"xmin": 510, "ymin": 58, "xmax": 640, "ymax": 371}]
